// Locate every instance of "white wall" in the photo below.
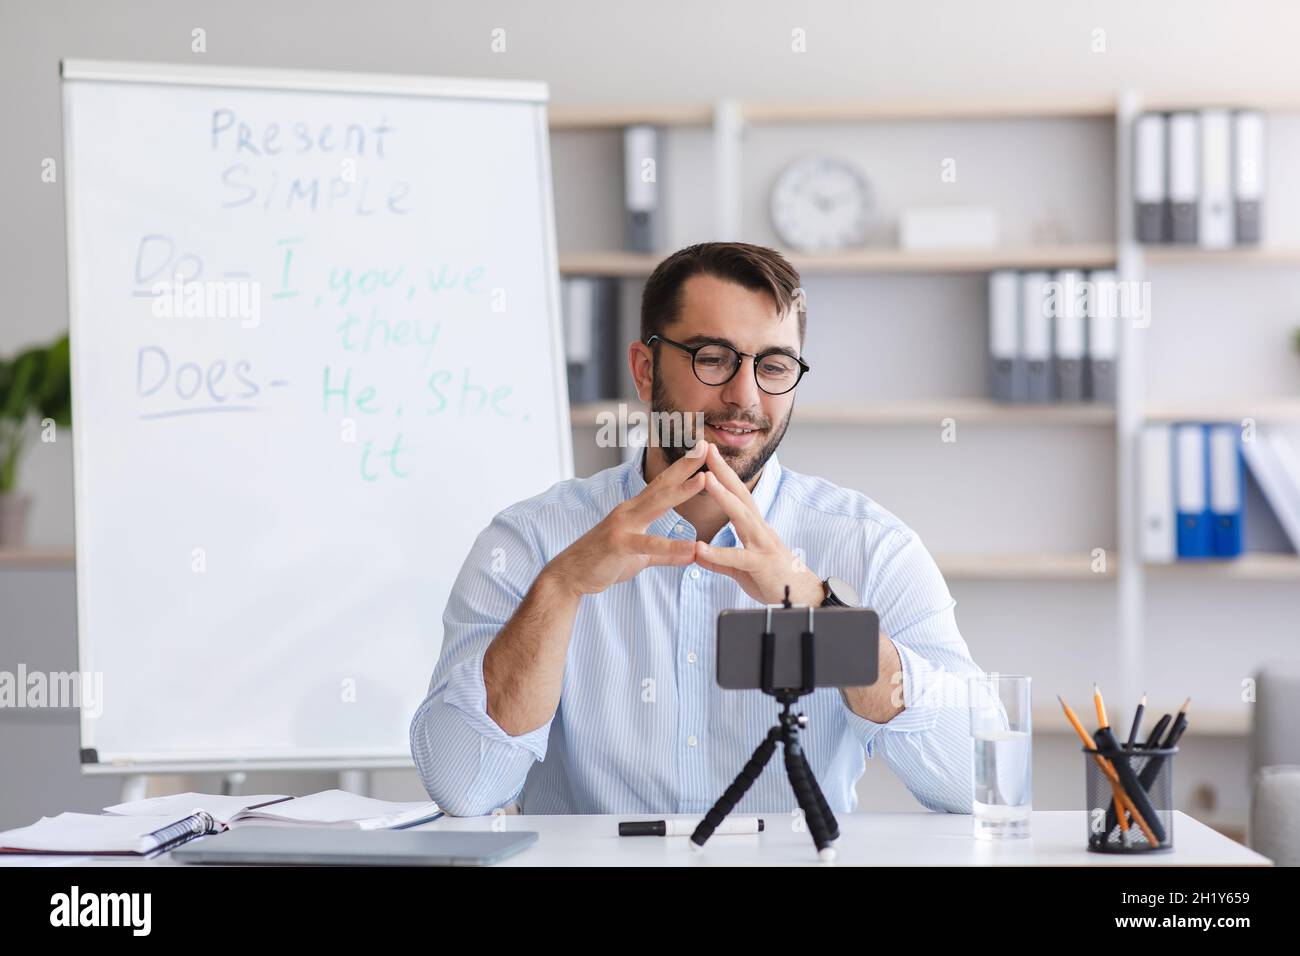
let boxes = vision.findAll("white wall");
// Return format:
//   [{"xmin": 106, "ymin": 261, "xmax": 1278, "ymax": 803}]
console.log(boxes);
[
  {"xmin": 8, "ymin": 0, "xmax": 1300, "ymax": 542},
  {"xmin": 3, "ymin": 0, "xmax": 1298, "ymax": 823}
]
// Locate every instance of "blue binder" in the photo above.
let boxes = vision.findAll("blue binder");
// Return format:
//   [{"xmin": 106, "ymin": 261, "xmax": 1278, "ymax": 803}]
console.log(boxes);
[
  {"xmin": 1207, "ymin": 423, "xmax": 1244, "ymax": 557},
  {"xmin": 1174, "ymin": 423, "xmax": 1213, "ymax": 558}
]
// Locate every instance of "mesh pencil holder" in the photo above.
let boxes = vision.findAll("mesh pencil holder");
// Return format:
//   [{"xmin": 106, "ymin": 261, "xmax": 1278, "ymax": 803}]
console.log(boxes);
[{"xmin": 1083, "ymin": 746, "xmax": 1177, "ymax": 853}]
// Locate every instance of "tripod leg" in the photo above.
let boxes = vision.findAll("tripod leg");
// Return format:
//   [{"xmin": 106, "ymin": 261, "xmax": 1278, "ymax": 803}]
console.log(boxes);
[
  {"xmin": 783, "ymin": 724, "xmax": 837, "ymax": 860},
  {"xmin": 799, "ymin": 749, "xmax": 840, "ymax": 842},
  {"xmin": 690, "ymin": 725, "xmax": 781, "ymax": 847}
]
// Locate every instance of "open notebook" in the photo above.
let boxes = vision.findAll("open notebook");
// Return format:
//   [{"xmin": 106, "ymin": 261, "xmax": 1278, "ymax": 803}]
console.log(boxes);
[{"xmin": 0, "ymin": 790, "xmax": 444, "ymax": 856}]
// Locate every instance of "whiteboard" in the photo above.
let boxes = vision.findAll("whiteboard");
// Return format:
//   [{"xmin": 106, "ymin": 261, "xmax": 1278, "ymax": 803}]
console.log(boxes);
[{"xmin": 61, "ymin": 61, "xmax": 571, "ymax": 769}]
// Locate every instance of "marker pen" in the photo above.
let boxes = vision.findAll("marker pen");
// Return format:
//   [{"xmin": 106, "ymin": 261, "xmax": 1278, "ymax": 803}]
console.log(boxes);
[{"xmin": 618, "ymin": 818, "xmax": 764, "ymax": 837}]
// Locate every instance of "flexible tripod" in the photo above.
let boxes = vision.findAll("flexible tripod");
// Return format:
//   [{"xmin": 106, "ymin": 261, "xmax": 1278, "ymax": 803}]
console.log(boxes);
[{"xmin": 690, "ymin": 590, "xmax": 841, "ymax": 861}]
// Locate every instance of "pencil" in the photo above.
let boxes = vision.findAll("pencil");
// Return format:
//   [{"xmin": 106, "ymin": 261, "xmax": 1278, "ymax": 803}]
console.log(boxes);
[
  {"xmin": 1059, "ymin": 696, "xmax": 1131, "ymax": 838},
  {"xmin": 1093, "ymin": 683, "xmax": 1109, "ymax": 729},
  {"xmin": 1058, "ymin": 696, "xmax": 1159, "ymax": 846}
]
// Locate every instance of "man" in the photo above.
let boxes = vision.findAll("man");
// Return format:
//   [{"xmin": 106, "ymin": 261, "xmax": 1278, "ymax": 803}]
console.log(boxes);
[{"xmin": 411, "ymin": 241, "xmax": 985, "ymax": 817}]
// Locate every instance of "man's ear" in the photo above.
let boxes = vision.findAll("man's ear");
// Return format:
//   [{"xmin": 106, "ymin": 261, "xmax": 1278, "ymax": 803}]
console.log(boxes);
[{"xmin": 628, "ymin": 340, "xmax": 653, "ymax": 403}]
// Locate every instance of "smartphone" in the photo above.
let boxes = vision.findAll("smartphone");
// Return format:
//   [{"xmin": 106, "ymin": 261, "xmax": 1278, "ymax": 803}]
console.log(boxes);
[{"xmin": 716, "ymin": 606, "xmax": 879, "ymax": 690}]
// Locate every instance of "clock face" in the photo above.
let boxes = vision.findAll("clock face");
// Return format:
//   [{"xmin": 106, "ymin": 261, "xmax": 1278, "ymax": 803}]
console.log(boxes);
[{"xmin": 770, "ymin": 156, "xmax": 874, "ymax": 252}]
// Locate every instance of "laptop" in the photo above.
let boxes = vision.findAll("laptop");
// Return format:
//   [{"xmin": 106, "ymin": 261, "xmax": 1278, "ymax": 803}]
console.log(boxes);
[{"xmin": 171, "ymin": 826, "xmax": 538, "ymax": 866}]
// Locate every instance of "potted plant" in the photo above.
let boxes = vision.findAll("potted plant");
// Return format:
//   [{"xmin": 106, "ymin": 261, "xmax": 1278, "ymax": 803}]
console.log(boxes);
[{"xmin": 0, "ymin": 334, "xmax": 71, "ymax": 548}]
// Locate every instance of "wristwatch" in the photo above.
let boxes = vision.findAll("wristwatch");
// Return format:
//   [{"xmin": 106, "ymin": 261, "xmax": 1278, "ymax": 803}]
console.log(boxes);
[{"xmin": 820, "ymin": 576, "xmax": 860, "ymax": 608}]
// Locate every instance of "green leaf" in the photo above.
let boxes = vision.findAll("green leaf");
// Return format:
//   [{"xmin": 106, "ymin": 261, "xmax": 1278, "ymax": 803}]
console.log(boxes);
[{"xmin": 36, "ymin": 335, "xmax": 71, "ymax": 426}]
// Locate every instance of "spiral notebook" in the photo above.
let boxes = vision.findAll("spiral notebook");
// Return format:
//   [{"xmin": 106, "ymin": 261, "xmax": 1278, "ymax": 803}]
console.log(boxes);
[
  {"xmin": 0, "ymin": 811, "xmax": 221, "ymax": 857},
  {"xmin": 1, "ymin": 791, "xmax": 444, "ymax": 856}
]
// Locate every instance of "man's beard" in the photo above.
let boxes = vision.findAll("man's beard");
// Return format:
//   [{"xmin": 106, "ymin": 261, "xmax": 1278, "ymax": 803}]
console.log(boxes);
[{"xmin": 650, "ymin": 368, "xmax": 792, "ymax": 485}]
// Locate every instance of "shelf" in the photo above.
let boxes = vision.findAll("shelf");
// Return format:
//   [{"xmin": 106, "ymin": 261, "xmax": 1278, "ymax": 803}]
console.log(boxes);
[
  {"xmin": 549, "ymin": 103, "xmax": 714, "ymax": 129},
  {"xmin": 794, "ymin": 399, "xmax": 1115, "ymax": 426},
  {"xmin": 938, "ymin": 552, "xmax": 1114, "ymax": 580},
  {"xmin": 0, "ymin": 549, "xmax": 75, "ymax": 567},
  {"xmin": 1145, "ymin": 398, "xmax": 1300, "ymax": 423},
  {"xmin": 559, "ymin": 245, "xmax": 1117, "ymax": 277},
  {"xmin": 738, "ymin": 95, "xmax": 1117, "ymax": 124},
  {"xmin": 570, "ymin": 400, "xmax": 1114, "ymax": 428},
  {"xmin": 1140, "ymin": 92, "xmax": 1300, "ymax": 114},
  {"xmin": 558, "ymin": 252, "xmax": 662, "ymax": 277},
  {"xmin": 1146, "ymin": 554, "xmax": 1300, "ymax": 579},
  {"xmin": 1035, "ymin": 705, "xmax": 1249, "ymax": 737},
  {"xmin": 786, "ymin": 244, "xmax": 1117, "ymax": 273},
  {"xmin": 1143, "ymin": 245, "xmax": 1300, "ymax": 266}
]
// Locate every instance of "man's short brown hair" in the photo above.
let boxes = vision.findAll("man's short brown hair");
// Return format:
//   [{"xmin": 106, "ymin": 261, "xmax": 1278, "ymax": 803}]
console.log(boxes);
[{"xmin": 639, "ymin": 241, "xmax": 805, "ymax": 346}]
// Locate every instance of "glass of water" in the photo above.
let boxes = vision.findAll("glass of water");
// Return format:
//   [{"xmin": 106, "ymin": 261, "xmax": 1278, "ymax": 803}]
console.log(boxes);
[{"xmin": 968, "ymin": 673, "xmax": 1032, "ymax": 840}]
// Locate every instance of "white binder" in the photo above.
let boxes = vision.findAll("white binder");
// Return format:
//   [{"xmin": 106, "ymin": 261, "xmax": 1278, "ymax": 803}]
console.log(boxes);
[
  {"xmin": 1198, "ymin": 109, "xmax": 1233, "ymax": 248},
  {"xmin": 1233, "ymin": 110, "xmax": 1265, "ymax": 243},
  {"xmin": 1168, "ymin": 112, "xmax": 1199, "ymax": 243},
  {"xmin": 988, "ymin": 270, "xmax": 1024, "ymax": 401},
  {"xmin": 1140, "ymin": 424, "xmax": 1175, "ymax": 563}
]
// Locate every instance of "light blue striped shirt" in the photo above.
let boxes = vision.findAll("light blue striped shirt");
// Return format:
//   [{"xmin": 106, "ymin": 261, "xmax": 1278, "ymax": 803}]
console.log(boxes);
[{"xmin": 411, "ymin": 449, "xmax": 983, "ymax": 817}]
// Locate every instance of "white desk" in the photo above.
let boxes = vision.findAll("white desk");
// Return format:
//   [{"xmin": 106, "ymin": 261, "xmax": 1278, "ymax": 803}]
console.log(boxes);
[
  {"xmin": 417, "ymin": 811, "xmax": 1270, "ymax": 867},
  {"xmin": 2, "ymin": 810, "xmax": 1270, "ymax": 866}
]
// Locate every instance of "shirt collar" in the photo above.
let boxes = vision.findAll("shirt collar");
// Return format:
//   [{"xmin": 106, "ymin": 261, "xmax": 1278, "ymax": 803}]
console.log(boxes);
[{"xmin": 624, "ymin": 444, "xmax": 784, "ymax": 540}]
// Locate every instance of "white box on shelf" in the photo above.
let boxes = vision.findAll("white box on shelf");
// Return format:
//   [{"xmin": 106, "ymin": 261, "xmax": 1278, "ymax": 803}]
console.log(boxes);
[{"xmin": 898, "ymin": 206, "xmax": 999, "ymax": 250}]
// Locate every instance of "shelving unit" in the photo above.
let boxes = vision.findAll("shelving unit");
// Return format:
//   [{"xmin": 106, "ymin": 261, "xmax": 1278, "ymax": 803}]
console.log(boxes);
[{"xmin": 547, "ymin": 92, "xmax": 1297, "ymax": 740}]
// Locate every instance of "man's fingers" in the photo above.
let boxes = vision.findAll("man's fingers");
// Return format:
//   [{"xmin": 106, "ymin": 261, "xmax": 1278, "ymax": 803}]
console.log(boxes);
[
  {"xmin": 628, "ymin": 443, "xmax": 710, "ymax": 520},
  {"xmin": 705, "ymin": 443, "xmax": 760, "ymax": 514},
  {"xmin": 647, "ymin": 439, "xmax": 710, "ymax": 490},
  {"xmin": 629, "ymin": 469, "xmax": 707, "ymax": 524},
  {"xmin": 695, "ymin": 540, "xmax": 755, "ymax": 571},
  {"xmin": 626, "ymin": 532, "xmax": 695, "ymax": 565},
  {"xmin": 693, "ymin": 556, "xmax": 737, "ymax": 580},
  {"xmin": 702, "ymin": 471, "xmax": 763, "ymax": 544}
]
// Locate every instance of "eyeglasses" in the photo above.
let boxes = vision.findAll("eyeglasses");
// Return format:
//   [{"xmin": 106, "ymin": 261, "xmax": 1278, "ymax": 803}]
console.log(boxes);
[{"xmin": 644, "ymin": 334, "xmax": 810, "ymax": 395}]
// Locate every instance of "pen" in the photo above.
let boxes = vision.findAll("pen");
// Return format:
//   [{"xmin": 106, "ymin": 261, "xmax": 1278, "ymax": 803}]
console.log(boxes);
[
  {"xmin": 1162, "ymin": 698, "xmax": 1191, "ymax": 749},
  {"xmin": 619, "ymin": 818, "xmax": 765, "ymax": 837},
  {"xmin": 1106, "ymin": 699, "xmax": 1190, "ymax": 841},
  {"xmin": 1142, "ymin": 714, "xmax": 1172, "ymax": 751},
  {"xmin": 1094, "ymin": 724, "xmax": 1166, "ymax": 845},
  {"xmin": 1126, "ymin": 693, "xmax": 1146, "ymax": 750}
]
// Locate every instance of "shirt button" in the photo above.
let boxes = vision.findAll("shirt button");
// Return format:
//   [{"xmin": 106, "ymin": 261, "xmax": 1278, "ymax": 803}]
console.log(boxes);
[
  {"xmin": 687, "ymin": 735, "xmax": 698, "ymax": 747},
  {"xmin": 689, "ymin": 568, "xmax": 701, "ymax": 580},
  {"xmin": 687, "ymin": 651, "xmax": 698, "ymax": 664},
  {"xmin": 674, "ymin": 523, "xmax": 688, "ymax": 536}
]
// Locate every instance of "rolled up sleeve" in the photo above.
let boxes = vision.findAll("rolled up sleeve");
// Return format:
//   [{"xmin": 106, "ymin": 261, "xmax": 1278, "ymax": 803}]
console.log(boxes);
[
  {"xmin": 409, "ymin": 509, "xmax": 556, "ymax": 817},
  {"xmin": 841, "ymin": 528, "xmax": 981, "ymax": 814}
]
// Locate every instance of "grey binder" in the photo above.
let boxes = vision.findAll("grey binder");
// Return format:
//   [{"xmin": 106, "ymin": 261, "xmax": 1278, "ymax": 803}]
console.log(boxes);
[
  {"xmin": 623, "ymin": 125, "xmax": 663, "ymax": 252},
  {"xmin": 562, "ymin": 276, "xmax": 621, "ymax": 403},
  {"xmin": 1086, "ymin": 270, "xmax": 1119, "ymax": 403},
  {"xmin": 1133, "ymin": 113, "xmax": 1168, "ymax": 243},
  {"xmin": 1053, "ymin": 271, "xmax": 1087, "ymax": 402},
  {"xmin": 1020, "ymin": 271, "xmax": 1053, "ymax": 402}
]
